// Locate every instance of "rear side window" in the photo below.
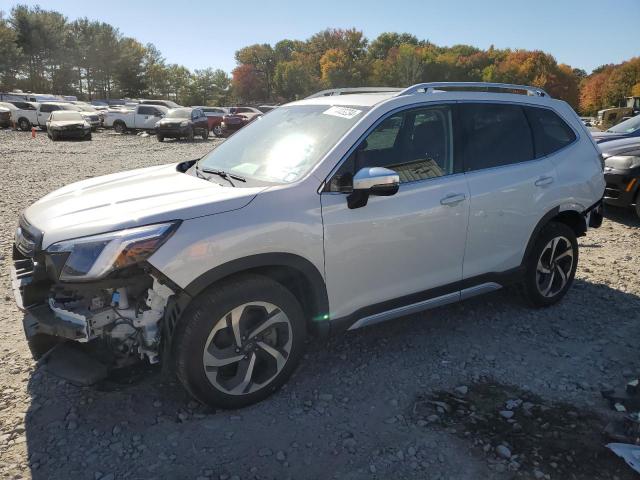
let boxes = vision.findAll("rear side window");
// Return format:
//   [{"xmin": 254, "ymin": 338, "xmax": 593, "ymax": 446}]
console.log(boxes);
[
  {"xmin": 525, "ymin": 107, "xmax": 576, "ymax": 157},
  {"xmin": 460, "ymin": 103, "xmax": 534, "ymax": 172}
]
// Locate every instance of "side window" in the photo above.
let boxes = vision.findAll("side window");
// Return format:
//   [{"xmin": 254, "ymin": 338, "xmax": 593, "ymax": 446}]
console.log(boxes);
[
  {"xmin": 460, "ymin": 103, "xmax": 534, "ymax": 172},
  {"xmin": 138, "ymin": 106, "xmax": 152, "ymax": 115},
  {"xmin": 525, "ymin": 107, "xmax": 577, "ymax": 157},
  {"xmin": 328, "ymin": 105, "xmax": 454, "ymax": 191},
  {"xmin": 40, "ymin": 104, "xmax": 53, "ymax": 113}
]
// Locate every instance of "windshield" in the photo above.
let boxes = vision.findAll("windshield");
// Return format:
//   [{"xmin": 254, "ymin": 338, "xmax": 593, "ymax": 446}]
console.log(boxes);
[
  {"xmin": 166, "ymin": 108, "xmax": 191, "ymax": 119},
  {"xmin": 198, "ymin": 104, "xmax": 368, "ymax": 183},
  {"xmin": 608, "ymin": 115, "xmax": 640, "ymax": 134},
  {"xmin": 51, "ymin": 111, "xmax": 84, "ymax": 121}
]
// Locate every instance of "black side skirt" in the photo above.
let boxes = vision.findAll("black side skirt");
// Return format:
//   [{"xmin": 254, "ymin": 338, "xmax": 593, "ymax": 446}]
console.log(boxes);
[{"xmin": 329, "ymin": 266, "xmax": 525, "ymax": 335}]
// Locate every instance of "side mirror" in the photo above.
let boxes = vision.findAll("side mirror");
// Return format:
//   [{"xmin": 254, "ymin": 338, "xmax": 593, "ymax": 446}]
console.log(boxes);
[{"xmin": 348, "ymin": 167, "xmax": 400, "ymax": 209}]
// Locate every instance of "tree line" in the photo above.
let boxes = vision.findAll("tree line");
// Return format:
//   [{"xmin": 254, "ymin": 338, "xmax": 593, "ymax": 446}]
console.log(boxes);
[
  {"xmin": 1, "ymin": 5, "xmax": 638, "ymax": 113},
  {"xmin": 0, "ymin": 5, "xmax": 231, "ymax": 105}
]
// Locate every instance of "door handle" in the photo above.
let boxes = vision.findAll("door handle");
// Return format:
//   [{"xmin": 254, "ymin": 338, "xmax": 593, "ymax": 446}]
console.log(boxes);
[
  {"xmin": 535, "ymin": 176, "xmax": 554, "ymax": 187},
  {"xmin": 440, "ymin": 193, "xmax": 466, "ymax": 206}
]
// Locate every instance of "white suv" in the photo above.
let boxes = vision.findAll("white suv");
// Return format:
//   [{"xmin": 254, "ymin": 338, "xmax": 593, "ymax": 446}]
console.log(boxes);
[{"xmin": 11, "ymin": 83, "xmax": 605, "ymax": 408}]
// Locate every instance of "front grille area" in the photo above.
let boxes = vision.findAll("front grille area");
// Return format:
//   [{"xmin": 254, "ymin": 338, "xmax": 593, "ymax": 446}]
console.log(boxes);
[{"xmin": 14, "ymin": 214, "xmax": 42, "ymax": 258}]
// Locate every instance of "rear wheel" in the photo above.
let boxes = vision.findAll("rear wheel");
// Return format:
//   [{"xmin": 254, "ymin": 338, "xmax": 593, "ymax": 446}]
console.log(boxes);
[
  {"xmin": 174, "ymin": 274, "xmax": 307, "ymax": 409},
  {"xmin": 521, "ymin": 222, "xmax": 578, "ymax": 307},
  {"xmin": 213, "ymin": 125, "xmax": 223, "ymax": 137},
  {"xmin": 114, "ymin": 121, "xmax": 126, "ymax": 134},
  {"xmin": 202, "ymin": 128, "xmax": 209, "ymax": 140},
  {"xmin": 50, "ymin": 131, "xmax": 58, "ymax": 141},
  {"xmin": 157, "ymin": 134, "xmax": 164, "ymax": 142},
  {"xmin": 186, "ymin": 127, "xmax": 194, "ymax": 142},
  {"xmin": 18, "ymin": 118, "xmax": 30, "ymax": 131},
  {"xmin": 85, "ymin": 132, "xmax": 92, "ymax": 141},
  {"xmin": 634, "ymin": 192, "xmax": 640, "ymax": 219}
]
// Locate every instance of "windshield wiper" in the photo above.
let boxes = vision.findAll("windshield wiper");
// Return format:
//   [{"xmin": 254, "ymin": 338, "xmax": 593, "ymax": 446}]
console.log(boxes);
[{"xmin": 198, "ymin": 166, "xmax": 246, "ymax": 187}]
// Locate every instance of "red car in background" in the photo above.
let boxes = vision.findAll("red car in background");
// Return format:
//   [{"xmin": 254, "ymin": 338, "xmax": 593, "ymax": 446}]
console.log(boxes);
[
  {"xmin": 192, "ymin": 106, "xmax": 228, "ymax": 136},
  {"xmin": 220, "ymin": 106, "xmax": 262, "ymax": 137}
]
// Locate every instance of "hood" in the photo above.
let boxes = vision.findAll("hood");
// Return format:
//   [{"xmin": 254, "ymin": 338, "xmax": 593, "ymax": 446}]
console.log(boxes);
[
  {"xmin": 24, "ymin": 163, "xmax": 265, "ymax": 249},
  {"xmin": 600, "ymin": 137, "xmax": 640, "ymax": 158},
  {"xmin": 591, "ymin": 130, "xmax": 626, "ymax": 143},
  {"xmin": 50, "ymin": 120, "xmax": 87, "ymax": 127}
]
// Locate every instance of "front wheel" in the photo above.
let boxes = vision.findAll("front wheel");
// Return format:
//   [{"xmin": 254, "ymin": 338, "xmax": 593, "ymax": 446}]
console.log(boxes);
[
  {"xmin": 157, "ymin": 134, "xmax": 164, "ymax": 142},
  {"xmin": 173, "ymin": 274, "xmax": 307, "ymax": 409},
  {"xmin": 213, "ymin": 125, "xmax": 223, "ymax": 137},
  {"xmin": 521, "ymin": 222, "xmax": 578, "ymax": 307},
  {"xmin": 114, "ymin": 122, "xmax": 126, "ymax": 134},
  {"xmin": 18, "ymin": 118, "xmax": 31, "ymax": 131},
  {"xmin": 186, "ymin": 127, "xmax": 194, "ymax": 142}
]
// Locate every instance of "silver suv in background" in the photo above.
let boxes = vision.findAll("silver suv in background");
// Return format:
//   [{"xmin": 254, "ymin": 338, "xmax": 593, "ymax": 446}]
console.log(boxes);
[{"xmin": 11, "ymin": 83, "xmax": 605, "ymax": 408}]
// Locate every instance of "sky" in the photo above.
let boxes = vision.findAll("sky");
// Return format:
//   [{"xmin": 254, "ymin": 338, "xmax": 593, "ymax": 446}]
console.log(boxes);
[{"xmin": 3, "ymin": 0, "xmax": 639, "ymax": 74}]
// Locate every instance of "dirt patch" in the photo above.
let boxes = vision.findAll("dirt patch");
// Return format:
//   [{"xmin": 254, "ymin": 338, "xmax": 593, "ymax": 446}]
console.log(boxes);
[{"xmin": 413, "ymin": 381, "xmax": 634, "ymax": 479}]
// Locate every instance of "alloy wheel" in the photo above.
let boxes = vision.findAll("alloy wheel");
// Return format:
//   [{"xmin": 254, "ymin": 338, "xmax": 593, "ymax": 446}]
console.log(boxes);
[
  {"xmin": 535, "ymin": 236, "xmax": 574, "ymax": 298},
  {"xmin": 202, "ymin": 301, "xmax": 292, "ymax": 395}
]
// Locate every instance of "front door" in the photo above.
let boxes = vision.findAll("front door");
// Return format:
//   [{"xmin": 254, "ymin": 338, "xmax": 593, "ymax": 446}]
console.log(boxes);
[{"xmin": 321, "ymin": 104, "xmax": 470, "ymax": 320}]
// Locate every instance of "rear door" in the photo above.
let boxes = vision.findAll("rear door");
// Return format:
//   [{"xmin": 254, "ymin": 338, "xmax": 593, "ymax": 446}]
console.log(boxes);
[
  {"xmin": 460, "ymin": 102, "xmax": 558, "ymax": 279},
  {"xmin": 321, "ymin": 104, "xmax": 470, "ymax": 320}
]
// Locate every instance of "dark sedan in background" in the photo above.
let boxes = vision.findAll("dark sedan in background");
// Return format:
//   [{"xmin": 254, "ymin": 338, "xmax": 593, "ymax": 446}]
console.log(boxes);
[
  {"xmin": 601, "ymin": 137, "xmax": 640, "ymax": 217},
  {"xmin": 592, "ymin": 115, "xmax": 640, "ymax": 144},
  {"xmin": 156, "ymin": 107, "xmax": 209, "ymax": 142}
]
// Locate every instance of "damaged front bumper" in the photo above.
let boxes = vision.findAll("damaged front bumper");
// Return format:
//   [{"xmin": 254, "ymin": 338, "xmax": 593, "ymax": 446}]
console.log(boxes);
[{"xmin": 11, "ymin": 245, "xmax": 176, "ymax": 364}]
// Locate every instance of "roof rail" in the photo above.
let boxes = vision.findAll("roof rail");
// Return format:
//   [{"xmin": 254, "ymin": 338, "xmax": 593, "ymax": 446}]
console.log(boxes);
[
  {"xmin": 305, "ymin": 87, "xmax": 403, "ymax": 99},
  {"xmin": 397, "ymin": 82, "xmax": 550, "ymax": 98}
]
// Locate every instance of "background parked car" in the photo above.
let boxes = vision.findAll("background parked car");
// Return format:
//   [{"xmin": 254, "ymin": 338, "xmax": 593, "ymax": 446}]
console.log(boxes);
[
  {"xmin": 103, "ymin": 104, "xmax": 167, "ymax": 133},
  {"xmin": 4, "ymin": 100, "xmax": 39, "ymax": 130},
  {"xmin": 46, "ymin": 110, "xmax": 91, "ymax": 141},
  {"xmin": 601, "ymin": 137, "xmax": 640, "ymax": 217},
  {"xmin": 192, "ymin": 106, "xmax": 228, "ymax": 136},
  {"xmin": 156, "ymin": 107, "xmax": 209, "ymax": 142},
  {"xmin": 0, "ymin": 106, "xmax": 11, "ymax": 128},
  {"xmin": 0, "ymin": 101, "xmax": 18, "ymax": 127},
  {"xmin": 140, "ymin": 99, "xmax": 181, "ymax": 109},
  {"xmin": 67, "ymin": 101, "xmax": 105, "ymax": 129},
  {"xmin": 220, "ymin": 106, "xmax": 262, "ymax": 136},
  {"xmin": 592, "ymin": 115, "xmax": 640, "ymax": 144}
]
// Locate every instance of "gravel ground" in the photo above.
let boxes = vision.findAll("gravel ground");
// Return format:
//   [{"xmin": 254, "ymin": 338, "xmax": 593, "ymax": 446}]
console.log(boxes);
[{"xmin": 1, "ymin": 128, "xmax": 640, "ymax": 480}]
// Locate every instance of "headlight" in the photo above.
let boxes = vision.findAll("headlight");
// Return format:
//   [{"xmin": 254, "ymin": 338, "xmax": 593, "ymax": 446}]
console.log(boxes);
[
  {"xmin": 47, "ymin": 222, "xmax": 178, "ymax": 281},
  {"xmin": 180, "ymin": 121, "xmax": 189, "ymax": 127},
  {"xmin": 605, "ymin": 155, "xmax": 640, "ymax": 170}
]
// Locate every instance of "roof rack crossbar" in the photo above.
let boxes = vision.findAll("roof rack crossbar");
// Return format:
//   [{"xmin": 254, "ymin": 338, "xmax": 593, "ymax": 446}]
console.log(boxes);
[{"xmin": 397, "ymin": 82, "xmax": 549, "ymax": 98}]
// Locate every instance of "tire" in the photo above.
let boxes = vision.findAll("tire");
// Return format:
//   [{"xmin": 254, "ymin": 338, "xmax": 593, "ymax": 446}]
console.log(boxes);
[
  {"xmin": 85, "ymin": 132, "xmax": 92, "ymax": 141},
  {"xmin": 186, "ymin": 127, "xmax": 194, "ymax": 142},
  {"xmin": 157, "ymin": 134, "xmax": 164, "ymax": 142},
  {"xmin": 202, "ymin": 128, "xmax": 209, "ymax": 140},
  {"xmin": 520, "ymin": 221, "xmax": 578, "ymax": 307},
  {"xmin": 50, "ymin": 132, "xmax": 58, "ymax": 141},
  {"xmin": 173, "ymin": 274, "xmax": 307, "ymax": 409},
  {"xmin": 213, "ymin": 125, "xmax": 223, "ymax": 137},
  {"xmin": 114, "ymin": 121, "xmax": 126, "ymax": 134},
  {"xmin": 18, "ymin": 118, "xmax": 30, "ymax": 131}
]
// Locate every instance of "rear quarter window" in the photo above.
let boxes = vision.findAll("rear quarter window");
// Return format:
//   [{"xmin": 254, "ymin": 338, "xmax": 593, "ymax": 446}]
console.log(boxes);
[
  {"xmin": 460, "ymin": 103, "xmax": 535, "ymax": 172},
  {"xmin": 524, "ymin": 107, "xmax": 577, "ymax": 157}
]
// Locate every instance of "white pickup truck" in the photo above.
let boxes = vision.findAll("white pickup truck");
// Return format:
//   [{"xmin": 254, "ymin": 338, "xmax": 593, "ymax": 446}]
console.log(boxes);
[{"xmin": 103, "ymin": 105, "xmax": 168, "ymax": 133}]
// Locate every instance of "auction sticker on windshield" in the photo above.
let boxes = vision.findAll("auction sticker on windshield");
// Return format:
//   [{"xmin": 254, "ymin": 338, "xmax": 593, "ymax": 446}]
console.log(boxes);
[{"xmin": 323, "ymin": 106, "xmax": 362, "ymax": 119}]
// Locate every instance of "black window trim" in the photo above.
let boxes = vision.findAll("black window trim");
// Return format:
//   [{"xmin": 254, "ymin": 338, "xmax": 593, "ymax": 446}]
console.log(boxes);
[
  {"xmin": 322, "ymin": 100, "xmax": 463, "ymax": 193},
  {"xmin": 456, "ymin": 100, "xmax": 581, "ymax": 174}
]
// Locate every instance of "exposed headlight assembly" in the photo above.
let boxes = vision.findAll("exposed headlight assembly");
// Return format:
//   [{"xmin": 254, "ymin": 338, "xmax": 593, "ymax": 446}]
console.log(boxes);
[
  {"xmin": 605, "ymin": 155, "xmax": 640, "ymax": 170},
  {"xmin": 47, "ymin": 222, "xmax": 178, "ymax": 281}
]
